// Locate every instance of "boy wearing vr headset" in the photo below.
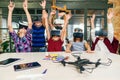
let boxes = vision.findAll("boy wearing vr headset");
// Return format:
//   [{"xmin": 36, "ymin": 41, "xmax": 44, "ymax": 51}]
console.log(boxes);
[
  {"xmin": 44, "ymin": 12, "xmax": 71, "ymax": 51},
  {"xmin": 8, "ymin": 0, "xmax": 32, "ymax": 52},
  {"xmin": 49, "ymin": 10, "xmax": 65, "ymax": 30},
  {"xmin": 65, "ymin": 32, "xmax": 92, "ymax": 53},
  {"xmin": 49, "ymin": 8, "xmax": 71, "ymax": 51},
  {"xmin": 90, "ymin": 12, "xmax": 119, "ymax": 53},
  {"xmin": 31, "ymin": 0, "xmax": 47, "ymax": 52}
]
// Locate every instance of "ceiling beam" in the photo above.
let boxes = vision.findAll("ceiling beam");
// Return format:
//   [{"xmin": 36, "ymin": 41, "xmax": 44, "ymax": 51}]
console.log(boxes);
[
  {"xmin": 0, "ymin": 0, "xmax": 108, "ymax": 2},
  {"xmin": 0, "ymin": 0, "xmax": 108, "ymax": 9},
  {"xmin": 0, "ymin": 2, "xmax": 51, "ymax": 9},
  {"xmin": 57, "ymin": 2, "xmax": 108, "ymax": 9}
]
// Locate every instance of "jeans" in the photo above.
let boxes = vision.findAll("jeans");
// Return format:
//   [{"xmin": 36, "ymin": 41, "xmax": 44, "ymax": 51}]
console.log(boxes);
[{"xmin": 32, "ymin": 47, "xmax": 46, "ymax": 52}]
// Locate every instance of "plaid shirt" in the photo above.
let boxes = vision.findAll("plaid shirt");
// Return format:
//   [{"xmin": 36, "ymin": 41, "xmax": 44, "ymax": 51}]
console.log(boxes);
[{"xmin": 9, "ymin": 29, "xmax": 32, "ymax": 52}]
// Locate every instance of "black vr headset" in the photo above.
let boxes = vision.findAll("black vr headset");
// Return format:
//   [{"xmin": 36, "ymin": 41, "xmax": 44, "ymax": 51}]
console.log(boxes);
[
  {"xmin": 73, "ymin": 32, "xmax": 83, "ymax": 38},
  {"xmin": 51, "ymin": 30, "xmax": 60, "ymax": 37},
  {"xmin": 55, "ymin": 26, "xmax": 63, "ymax": 30},
  {"xmin": 33, "ymin": 17, "xmax": 42, "ymax": 22},
  {"xmin": 95, "ymin": 29, "xmax": 108, "ymax": 36}
]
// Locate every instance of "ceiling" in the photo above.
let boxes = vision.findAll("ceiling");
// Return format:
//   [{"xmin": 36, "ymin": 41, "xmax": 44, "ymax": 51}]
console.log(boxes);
[{"xmin": 0, "ymin": 0, "xmax": 112, "ymax": 9}]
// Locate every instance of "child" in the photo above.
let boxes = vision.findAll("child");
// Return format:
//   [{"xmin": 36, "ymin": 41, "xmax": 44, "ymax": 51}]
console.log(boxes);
[
  {"xmin": 90, "ymin": 12, "xmax": 119, "ymax": 53},
  {"xmin": 8, "ymin": 0, "xmax": 32, "ymax": 52},
  {"xmin": 65, "ymin": 32, "xmax": 92, "ymax": 53},
  {"xmin": 49, "ymin": 10, "xmax": 66, "ymax": 30},
  {"xmin": 49, "ymin": 10, "xmax": 70, "ymax": 51},
  {"xmin": 32, "ymin": 0, "xmax": 47, "ymax": 52},
  {"xmin": 44, "ymin": 12, "xmax": 71, "ymax": 52}
]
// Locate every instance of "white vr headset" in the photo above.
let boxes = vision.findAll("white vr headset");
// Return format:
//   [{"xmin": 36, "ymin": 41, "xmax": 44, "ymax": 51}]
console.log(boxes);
[
  {"xmin": 19, "ymin": 21, "xmax": 28, "ymax": 26},
  {"xmin": 54, "ymin": 18, "xmax": 64, "ymax": 25}
]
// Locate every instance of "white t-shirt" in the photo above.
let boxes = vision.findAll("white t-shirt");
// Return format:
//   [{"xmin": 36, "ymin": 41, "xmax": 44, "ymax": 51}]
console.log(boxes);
[{"xmin": 91, "ymin": 23, "xmax": 114, "ymax": 53}]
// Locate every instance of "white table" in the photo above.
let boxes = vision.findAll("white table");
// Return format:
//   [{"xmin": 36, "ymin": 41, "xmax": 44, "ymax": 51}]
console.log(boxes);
[{"xmin": 0, "ymin": 51, "xmax": 120, "ymax": 80}]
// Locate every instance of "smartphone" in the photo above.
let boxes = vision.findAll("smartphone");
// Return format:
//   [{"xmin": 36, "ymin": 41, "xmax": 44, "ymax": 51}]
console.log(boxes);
[
  {"xmin": 14, "ymin": 62, "xmax": 41, "ymax": 71},
  {"xmin": 0, "ymin": 58, "xmax": 20, "ymax": 67}
]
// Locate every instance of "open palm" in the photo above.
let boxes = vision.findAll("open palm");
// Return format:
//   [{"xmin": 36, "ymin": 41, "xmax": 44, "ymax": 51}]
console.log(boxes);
[{"xmin": 8, "ymin": 1, "xmax": 15, "ymax": 12}]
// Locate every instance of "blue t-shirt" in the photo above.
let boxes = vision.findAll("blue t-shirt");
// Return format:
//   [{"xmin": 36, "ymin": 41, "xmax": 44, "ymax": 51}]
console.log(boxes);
[{"xmin": 32, "ymin": 24, "xmax": 46, "ymax": 47}]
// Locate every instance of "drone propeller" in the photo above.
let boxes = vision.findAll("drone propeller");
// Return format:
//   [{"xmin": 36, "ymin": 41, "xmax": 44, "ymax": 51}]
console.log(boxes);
[
  {"xmin": 95, "ymin": 59, "xmax": 101, "ymax": 67},
  {"xmin": 100, "ymin": 58, "xmax": 112, "ymax": 66},
  {"xmin": 79, "ymin": 66, "xmax": 85, "ymax": 73},
  {"xmin": 61, "ymin": 59, "xmax": 66, "ymax": 66},
  {"xmin": 77, "ymin": 56, "xmax": 81, "ymax": 60}
]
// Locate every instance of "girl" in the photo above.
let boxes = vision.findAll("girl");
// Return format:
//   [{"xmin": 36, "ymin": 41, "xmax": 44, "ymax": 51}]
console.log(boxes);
[
  {"xmin": 8, "ymin": 0, "xmax": 32, "ymax": 52},
  {"xmin": 90, "ymin": 12, "xmax": 119, "ymax": 53},
  {"xmin": 65, "ymin": 32, "xmax": 92, "ymax": 53}
]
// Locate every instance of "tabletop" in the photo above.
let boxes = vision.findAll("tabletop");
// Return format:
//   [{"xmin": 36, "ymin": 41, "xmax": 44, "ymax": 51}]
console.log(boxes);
[{"xmin": 0, "ymin": 51, "xmax": 120, "ymax": 80}]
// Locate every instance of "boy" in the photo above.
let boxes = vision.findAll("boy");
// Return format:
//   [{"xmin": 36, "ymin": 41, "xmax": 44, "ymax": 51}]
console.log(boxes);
[
  {"xmin": 44, "ymin": 12, "xmax": 72, "ymax": 51},
  {"xmin": 32, "ymin": 0, "xmax": 47, "ymax": 52}
]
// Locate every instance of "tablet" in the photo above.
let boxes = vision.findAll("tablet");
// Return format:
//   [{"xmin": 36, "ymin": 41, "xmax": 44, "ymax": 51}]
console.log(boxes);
[
  {"xmin": 0, "ymin": 58, "xmax": 20, "ymax": 67},
  {"xmin": 14, "ymin": 62, "xmax": 41, "ymax": 71}
]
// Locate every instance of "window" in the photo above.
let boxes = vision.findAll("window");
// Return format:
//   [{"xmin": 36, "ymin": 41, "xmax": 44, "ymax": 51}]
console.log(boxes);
[{"xmin": 87, "ymin": 9, "xmax": 104, "ymax": 16}]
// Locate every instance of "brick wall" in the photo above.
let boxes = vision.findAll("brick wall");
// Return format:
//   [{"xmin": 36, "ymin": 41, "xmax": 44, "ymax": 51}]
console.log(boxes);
[
  {"xmin": 0, "ymin": 8, "xmax": 2, "ymax": 44},
  {"xmin": 109, "ymin": 0, "xmax": 120, "ymax": 42}
]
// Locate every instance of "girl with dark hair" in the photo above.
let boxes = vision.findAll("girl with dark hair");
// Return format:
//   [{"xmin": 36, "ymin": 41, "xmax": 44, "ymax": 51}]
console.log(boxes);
[
  {"xmin": 65, "ymin": 32, "xmax": 92, "ymax": 53},
  {"xmin": 8, "ymin": 0, "xmax": 32, "ymax": 52},
  {"xmin": 90, "ymin": 12, "xmax": 119, "ymax": 53}
]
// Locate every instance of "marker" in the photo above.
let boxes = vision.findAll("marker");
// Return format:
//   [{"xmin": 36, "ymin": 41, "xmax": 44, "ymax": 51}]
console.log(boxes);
[{"xmin": 42, "ymin": 69, "xmax": 47, "ymax": 74}]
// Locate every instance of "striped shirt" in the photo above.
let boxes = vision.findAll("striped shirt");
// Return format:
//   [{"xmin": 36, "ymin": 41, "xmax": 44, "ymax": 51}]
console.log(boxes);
[{"xmin": 32, "ymin": 24, "xmax": 46, "ymax": 47}]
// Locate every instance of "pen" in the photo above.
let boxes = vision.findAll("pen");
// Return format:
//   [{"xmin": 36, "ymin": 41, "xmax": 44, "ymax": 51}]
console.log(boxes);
[{"xmin": 42, "ymin": 69, "xmax": 47, "ymax": 74}]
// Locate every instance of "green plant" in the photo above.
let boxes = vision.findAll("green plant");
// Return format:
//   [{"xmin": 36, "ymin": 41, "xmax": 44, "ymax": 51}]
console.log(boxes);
[{"xmin": 1, "ymin": 40, "xmax": 15, "ymax": 53}]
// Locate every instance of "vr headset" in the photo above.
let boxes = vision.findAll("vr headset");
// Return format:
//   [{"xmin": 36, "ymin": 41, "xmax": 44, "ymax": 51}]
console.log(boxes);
[
  {"xmin": 33, "ymin": 17, "xmax": 42, "ymax": 22},
  {"xmin": 54, "ymin": 18, "xmax": 64, "ymax": 30},
  {"xmin": 55, "ymin": 26, "xmax": 63, "ymax": 30},
  {"xmin": 74, "ymin": 28, "xmax": 83, "ymax": 33},
  {"xmin": 19, "ymin": 21, "xmax": 28, "ymax": 30},
  {"xmin": 54, "ymin": 18, "xmax": 64, "ymax": 25},
  {"xmin": 51, "ymin": 30, "xmax": 60, "ymax": 37},
  {"xmin": 95, "ymin": 29, "xmax": 108, "ymax": 36},
  {"xmin": 73, "ymin": 32, "xmax": 83, "ymax": 38}
]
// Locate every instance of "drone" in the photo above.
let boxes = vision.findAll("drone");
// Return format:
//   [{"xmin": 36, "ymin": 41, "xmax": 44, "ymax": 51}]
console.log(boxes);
[{"xmin": 60, "ymin": 56, "xmax": 112, "ymax": 73}]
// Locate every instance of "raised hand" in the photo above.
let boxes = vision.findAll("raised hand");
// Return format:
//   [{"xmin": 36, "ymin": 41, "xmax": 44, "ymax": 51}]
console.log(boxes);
[
  {"xmin": 39, "ymin": 0, "xmax": 46, "ymax": 9},
  {"xmin": 90, "ymin": 14, "xmax": 96, "ymax": 29},
  {"xmin": 90, "ymin": 14, "xmax": 96, "ymax": 23},
  {"xmin": 107, "ymin": 12, "xmax": 114, "ymax": 20},
  {"xmin": 8, "ymin": 0, "xmax": 15, "ymax": 12},
  {"xmin": 50, "ymin": 10, "xmax": 56, "ymax": 16},
  {"xmin": 23, "ymin": 0, "xmax": 28, "ymax": 10},
  {"xmin": 65, "ymin": 13, "xmax": 72, "ymax": 21},
  {"xmin": 58, "ymin": 12, "xmax": 66, "ymax": 17}
]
